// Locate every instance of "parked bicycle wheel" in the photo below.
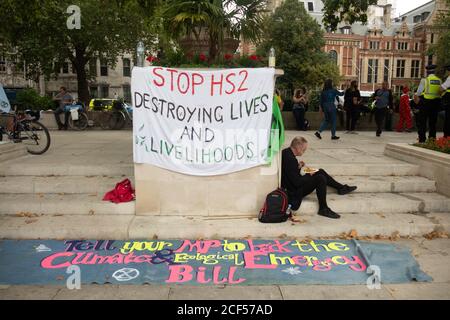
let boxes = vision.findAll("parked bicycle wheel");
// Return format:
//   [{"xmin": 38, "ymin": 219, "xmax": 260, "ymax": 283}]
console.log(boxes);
[
  {"xmin": 20, "ymin": 120, "xmax": 51, "ymax": 155},
  {"xmin": 108, "ymin": 111, "xmax": 126, "ymax": 130},
  {"xmin": 99, "ymin": 111, "xmax": 112, "ymax": 130},
  {"xmin": 68, "ymin": 112, "xmax": 89, "ymax": 131}
]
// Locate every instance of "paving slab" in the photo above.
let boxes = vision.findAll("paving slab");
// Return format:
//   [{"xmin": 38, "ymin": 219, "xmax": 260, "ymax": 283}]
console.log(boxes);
[
  {"xmin": 280, "ymin": 285, "xmax": 393, "ymax": 300},
  {"xmin": 384, "ymin": 283, "xmax": 450, "ymax": 300},
  {"xmin": 53, "ymin": 285, "xmax": 170, "ymax": 300},
  {"xmin": 168, "ymin": 286, "xmax": 283, "ymax": 300}
]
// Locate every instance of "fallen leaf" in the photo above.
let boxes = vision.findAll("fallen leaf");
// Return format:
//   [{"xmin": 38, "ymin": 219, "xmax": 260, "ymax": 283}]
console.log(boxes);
[
  {"xmin": 88, "ymin": 210, "xmax": 95, "ymax": 215},
  {"xmin": 349, "ymin": 229, "xmax": 358, "ymax": 238},
  {"xmin": 25, "ymin": 219, "xmax": 38, "ymax": 224},
  {"xmin": 152, "ymin": 234, "xmax": 158, "ymax": 240}
]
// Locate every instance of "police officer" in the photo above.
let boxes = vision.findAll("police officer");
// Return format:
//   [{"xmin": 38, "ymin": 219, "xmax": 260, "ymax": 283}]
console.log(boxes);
[
  {"xmin": 415, "ymin": 65, "xmax": 442, "ymax": 142},
  {"xmin": 440, "ymin": 65, "xmax": 450, "ymax": 137}
]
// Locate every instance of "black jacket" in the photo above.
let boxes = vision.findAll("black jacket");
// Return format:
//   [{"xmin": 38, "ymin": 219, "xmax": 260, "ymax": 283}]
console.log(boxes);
[{"xmin": 281, "ymin": 147, "xmax": 303, "ymax": 209}]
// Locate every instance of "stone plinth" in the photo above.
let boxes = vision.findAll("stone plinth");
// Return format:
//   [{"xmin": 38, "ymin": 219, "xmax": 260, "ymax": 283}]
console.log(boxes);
[{"xmin": 135, "ymin": 159, "xmax": 279, "ymax": 217}]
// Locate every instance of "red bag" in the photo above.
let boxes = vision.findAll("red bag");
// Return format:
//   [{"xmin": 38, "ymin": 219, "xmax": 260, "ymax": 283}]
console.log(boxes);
[{"xmin": 103, "ymin": 178, "xmax": 135, "ymax": 203}]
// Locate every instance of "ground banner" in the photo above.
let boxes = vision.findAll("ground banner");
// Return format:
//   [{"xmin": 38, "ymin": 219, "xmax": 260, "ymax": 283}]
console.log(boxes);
[
  {"xmin": 132, "ymin": 67, "xmax": 275, "ymax": 176},
  {"xmin": 0, "ymin": 239, "xmax": 431, "ymax": 285}
]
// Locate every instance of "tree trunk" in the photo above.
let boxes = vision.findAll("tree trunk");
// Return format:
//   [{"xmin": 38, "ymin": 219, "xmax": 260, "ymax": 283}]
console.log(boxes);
[
  {"xmin": 73, "ymin": 47, "xmax": 90, "ymax": 106},
  {"xmin": 209, "ymin": 32, "xmax": 219, "ymax": 62}
]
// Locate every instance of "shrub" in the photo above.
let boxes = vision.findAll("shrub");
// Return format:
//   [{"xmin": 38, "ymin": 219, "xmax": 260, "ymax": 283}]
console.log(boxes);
[
  {"xmin": 16, "ymin": 88, "xmax": 55, "ymax": 111},
  {"xmin": 414, "ymin": 137, "xmax": 450, "ymax": 154}
]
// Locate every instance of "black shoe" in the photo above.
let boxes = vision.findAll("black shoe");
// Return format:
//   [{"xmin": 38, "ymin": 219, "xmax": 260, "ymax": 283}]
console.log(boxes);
[
  {"xmin": 376, "ymin": 130, "xmax": 381, "ymax": 137},
  {"xmin": 338, "ymin": 185, "xmax": 357, "ymax": 195},
  {"xmin": 331, "ymin": 136, "xmax": 340, "ymax": 140},
  {"xmin": 315, "ymin": 132, "xmax": 322, "ymax": 140},
  {"xmin": 318, "ymin": 208, "xmax": 341, "ymax": 219}
]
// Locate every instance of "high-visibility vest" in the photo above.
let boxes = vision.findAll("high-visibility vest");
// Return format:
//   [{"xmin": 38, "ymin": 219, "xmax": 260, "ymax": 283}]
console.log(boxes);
[{"xmin": 424, "ymin": 74, "xmax": 442, "ymax": 100}]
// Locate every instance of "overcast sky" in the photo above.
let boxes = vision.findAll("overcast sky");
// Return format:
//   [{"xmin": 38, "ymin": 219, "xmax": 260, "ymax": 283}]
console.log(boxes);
[{"xmin": 395, "ymin": 0, "xmax": 433, "ymax": 16}]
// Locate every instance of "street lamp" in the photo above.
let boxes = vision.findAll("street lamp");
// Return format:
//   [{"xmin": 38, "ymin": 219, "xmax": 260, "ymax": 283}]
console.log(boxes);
[
  {"xmin": 137, "ymin": 41, "xmax": 145, "ymax": 67},
  {"xmin": 269, "ymin": 47, "xmax": 275, "ymax": 68}
]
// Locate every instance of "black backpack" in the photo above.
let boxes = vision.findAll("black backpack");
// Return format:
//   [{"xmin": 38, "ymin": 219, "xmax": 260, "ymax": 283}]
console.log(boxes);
[{"xmin": 258, "ymin": 188, "xmax": 291, "ymax": 223}]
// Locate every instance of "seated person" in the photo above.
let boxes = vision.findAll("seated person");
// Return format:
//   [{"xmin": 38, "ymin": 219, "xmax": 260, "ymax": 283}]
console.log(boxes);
[
  {"xmin": 53, "ymin": 86, "xmax": 73, "ymax": 130},
  {"xmin": 281, "ymin": 137, "xmax": 357, "ymax": 219}
]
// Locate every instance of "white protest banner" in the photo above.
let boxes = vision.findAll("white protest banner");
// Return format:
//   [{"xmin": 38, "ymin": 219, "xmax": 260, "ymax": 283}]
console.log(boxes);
[{"xmin": 132, "ymin": 67, "xmax": 275, "ymax": 176}]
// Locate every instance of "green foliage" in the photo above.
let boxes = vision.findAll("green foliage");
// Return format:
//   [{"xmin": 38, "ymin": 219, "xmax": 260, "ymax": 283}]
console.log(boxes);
[
  {"xmin": 0, "ymin": 0, "xmax": 156, "ymax": 103},
  {"xmin": 16, "ymin": 89, "xmax": 54, "ymax": 111},
  {"xmin": 258, "ymin": 0, "xmax": 340, "ymax": 90},
  {"xmin": 159, "ymin": 0, "xmax": 267, "ymax": 61},
  {"xmin": 322, "ymin": 0, "xmax": 378, "ymax": 31},
  {"xmin": 429, "ymin": 0, "xmax": 450, "ymax": 78},
  {"xmin": 414, "ymin": 137, "xmax": 450, "ymax": 154}
]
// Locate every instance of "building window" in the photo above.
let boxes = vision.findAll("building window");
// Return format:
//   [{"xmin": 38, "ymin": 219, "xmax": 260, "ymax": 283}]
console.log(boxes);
[
  {"xmin": 414, "ymin": 43, "xmax": 420, "ymax": 51},
  {"xmin": 411, "ymin": 60, "xmax": 420, "ymax": 78},
  {"xmin": 386, "ymin": 42, "xmax": 391, "ymax": 50},
  {"xmin": 100, "ymin": 60, "xmax": 108, "ymax": 76},
  {"xmin": 397, "ymin": 42, "xmax": 408, "ymax": 50},
  {"xmin": 0, "ymin": 55, "xmax": 6, "ymax": 73},
  {"xmin": 384, "ymin": 59, "xmax": 390, "ymax": 82},
  {"xmin": 369, "ymin": 41, "xmax": 380, "ymax": 50},
  {"xmin": 430, "ymin": 33, "xmax": 434, "ymax": 44},
  {"xmin": 428, "ymin": 55, "xmax": 433, "ymax": 66},
  {"xmin": 396, "ymin": 59, "xmax": 406, "ymax": 78},
  {"xmin": 89, "ymin": 86, "xmax": 98, "ymax": 99},
  {"xmin": 100, "ymin": 85, "xmax": 109, "ymax": 98},
  {"xmin": 90, "ymin": 59, "xmax": 97, "ymax": 77},
  {"xmin": 368, "ymin": 59, "xmax": 379, "ymax": 83},
  {"xmin": 123, "ymin": 58, "xmax": 131, "ymax": 77},
  {"xmin": 343, "ymin": 27, "xmax": 351, "ymax": 35},
  {"xmin": 343, "ymin": 47, "xmax": 353, "ymax": 76},
  {"xmin": 123, "ymin": 85, "xmax": 131, "ymax": 103},
  {"xmin": 329, "ymin": 50, "xmax": 338, "ymax": 65},
  {"xmin": 413, "ymin": 15, "xmax": 421, "ymax": 23},
  {"xmin": 307, "ymin": 2, "xmax": 314, "ymax": 12},
  {"xmin": 62, "ymin": 62, "xmax": 69, "ymax": 74}
]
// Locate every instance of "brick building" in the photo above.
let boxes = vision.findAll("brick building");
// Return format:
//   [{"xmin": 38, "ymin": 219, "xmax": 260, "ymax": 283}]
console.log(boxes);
[{"xmin": 263, "ymin": 0, "xmax": 449, "ymax": 92}]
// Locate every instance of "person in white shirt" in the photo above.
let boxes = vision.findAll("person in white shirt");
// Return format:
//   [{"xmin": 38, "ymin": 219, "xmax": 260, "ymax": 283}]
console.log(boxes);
[{"xmin": 441, "ymin": 65, "xmax": 450, "ymax": 137}]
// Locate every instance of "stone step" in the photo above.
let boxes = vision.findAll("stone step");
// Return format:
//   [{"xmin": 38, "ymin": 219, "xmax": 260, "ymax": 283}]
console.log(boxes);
[
  {"xmin": 0, "ymin": 163, "xmax": 133, "ymax": 177},
  {"xmin": 0, "ymin": 212, "xmax": 448, "ymax": 240},
  {"xmin": 0, "ymin": 175, "xmax": 435, "ymax": 194},
  {"xmin": 300, "ymin": 192, "xmax": 450, "ymax": 215},
  {"xmin": 0, "ymin": 194, "xmax": 135, "ymax": 216},
  {"xmin": 0, "ymin": 176, "xmax": 135, "ymax": 194},
  {"xmin": 305, "ymin": 163, "xmax": 419, "ymax": 176},
  {"xmin": 0, "ymin": 142, "xmax": 27, "ymax": 162},
  {"xmin": 0, "ymin": 192, "xmax": 448, "ymax": 217}
]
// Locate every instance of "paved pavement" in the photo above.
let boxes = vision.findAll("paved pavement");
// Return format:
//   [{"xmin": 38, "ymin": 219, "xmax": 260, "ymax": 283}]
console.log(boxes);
[
  {"xmin": 1, "ymin": 130, "xmax": 448, "ymax": 299},
  {"xmin": 0, "ymin": 238, "xmax": 449, "ymax": 300}
]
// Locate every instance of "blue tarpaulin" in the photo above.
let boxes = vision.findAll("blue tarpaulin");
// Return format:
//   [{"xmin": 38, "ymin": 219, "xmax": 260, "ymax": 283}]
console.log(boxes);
[{"xmin": 0, "ymin": 239, "xmax": 431, "ymax": 285}]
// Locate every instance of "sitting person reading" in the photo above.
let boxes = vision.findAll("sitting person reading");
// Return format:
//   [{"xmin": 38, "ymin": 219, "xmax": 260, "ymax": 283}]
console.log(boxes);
[{"xmin": 281, "ymin": 137, "xmax": 357, "ymax": 219}]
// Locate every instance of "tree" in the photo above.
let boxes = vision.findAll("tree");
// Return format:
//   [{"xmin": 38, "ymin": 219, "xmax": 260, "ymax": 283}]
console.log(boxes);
[
  {"xmin": 258, "ymin": 0, "xmax": 340, "ymax": 90},
  {"xmin": 322, "ymin": 0, "xmax": 378, "ymax": 31},
  {"xmin": 430, "ymin": 0, "xmax": 450, "ymax": 78},
  {"xmin": 160, "ymin": 0, "xmax": 267, "ymax": 61},
  {"xmin": 0, "ymin": 0, "xmax": 156, "ymax": 104}
]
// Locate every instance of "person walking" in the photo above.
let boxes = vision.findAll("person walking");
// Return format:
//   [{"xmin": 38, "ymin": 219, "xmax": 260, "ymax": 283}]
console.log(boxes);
[
  {"xmin": 315, "ymin": 79, "xmax": 344, "ymax": 140},
  {"xmin": 440, "ymin": 65, "xmax": 450, "ymax": 138},
  {"xmin": 344, "ymin": 80, "xmax": 361, "ymax": 134},
  {"xmin": 416, "ymin": 65, "xmax": 442, "ymax": 142},
  {"xmin": 396, "ymin": 86, "xmax": 413, "ymax": 132},
  {"xmin": 292, "ymin": 88, "xmax": 308, "ymax": 131},
  {"xmin": 373, "ymin": 81, "xmax": 393, "ymax": 137}
]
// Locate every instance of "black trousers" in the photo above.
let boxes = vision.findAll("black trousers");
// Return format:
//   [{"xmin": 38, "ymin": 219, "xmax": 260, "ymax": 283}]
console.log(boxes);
[
  {"xmin": 374, "ymin": 108, "xmax": 387, "ymax": 135},
  {"xmin": 443, "ymin": 93, "xmax": 450, "ymax": 138},
  {"xmin": 346, "ymin": 108, "xmax": 360, "ymax": 131},
  {"xmin": 54, "ymin": 106, "xmax": 69, "ymax": 128},
  {"xmin": 417, "ymin": 98, "xmax": 441, "ymax": 143},
  {"xmin": 293, "ymin": 108, "xmax": 305, "ymax": 130},
  {"xmin": 289, "ymin": 169, "xmax": 344, "ymax": 211}
]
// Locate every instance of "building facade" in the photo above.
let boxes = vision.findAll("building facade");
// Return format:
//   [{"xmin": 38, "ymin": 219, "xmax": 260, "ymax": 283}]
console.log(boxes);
[
  {"xmin": 263, "ymin": 0, "xmax": 448, "ymax": 92},
  {"xmin": 0, "ymin": 52, "xmax": 134, "ymax": 102}
]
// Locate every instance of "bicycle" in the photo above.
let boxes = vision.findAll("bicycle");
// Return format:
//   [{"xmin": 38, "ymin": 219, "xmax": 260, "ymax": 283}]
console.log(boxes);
[
  {"xmin": 101, "ymin": 100, "xmax": 133, "ymax": 130},
  {"xmin": 66, "ymin": 101, "xmax": 89, "ymax": 131},
  {"xmin": 0, "ymin": 109, "xmax": 51, "ymax": 155}
]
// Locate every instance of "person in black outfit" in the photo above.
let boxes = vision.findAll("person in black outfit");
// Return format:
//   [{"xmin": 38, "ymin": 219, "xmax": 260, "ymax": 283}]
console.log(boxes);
[
  {"xmin": 281, "ymin": 137, "xmax": 357, "ymax": 219},
  {"xmin": 344, "ymin": 80, "xmax": 361, "ymax": 133}
]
